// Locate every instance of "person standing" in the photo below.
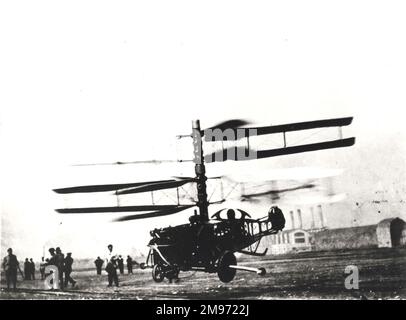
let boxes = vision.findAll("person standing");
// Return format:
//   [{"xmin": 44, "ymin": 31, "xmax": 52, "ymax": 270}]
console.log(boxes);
[
  {"xmin": 46, "ymin": 248, "xmax": 59, "ymax": 289},
  {"xmin": 2, "ymin": 248, "xmax": 22, "ymax": 290},
  {"xmin": 105, "ymin": 244, "xmax": 119, "ymax": 287},
  {"xmin": 40, "ymin": 257, "xmax": 46, "ymax": 280},
  {"xmin": 29, "ymin": 258, "xmax": 35, "ymax": 280},
  {"xmin": 117, "ymin": 255, "xmax": 124, "ymax": 275},
  {"xmin": 55, "ymin": 247, "xmax": 65, "ymax": 290},
  {"xmin": 64, "ymin": 253, "xmax": 76, "ymax": 288},
  {"xmin": 48, "ymin": 248, "xmax": 56, "ymax": 265},
  {"xmin": 94, "ymin": 257, "xmax": 104, "ymax": 275},
  {"xmin": 268, "ymin": 205, "xmax": 285, "ymax": 231},
  {"xmin": 126, "ymin": 255, "xmax": 133, "ymax": 274},
  {"xmin": 24, "ymin": 258, "xmax": 31, "ymax": 280}
]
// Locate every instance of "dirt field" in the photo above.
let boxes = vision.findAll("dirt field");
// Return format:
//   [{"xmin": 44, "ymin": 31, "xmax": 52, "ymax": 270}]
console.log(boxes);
[{"xmin": 1, "ymin": 248, "xmax": 405, "ymax": 300}]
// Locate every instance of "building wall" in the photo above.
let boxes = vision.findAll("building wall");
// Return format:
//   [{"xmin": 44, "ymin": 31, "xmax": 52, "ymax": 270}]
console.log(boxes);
[
  {"xmin": 377, "ymin": 218, "xmax": 406, "ymax": 248},
  {"xmin": 401, "ymin": 228, "xmax": 406, "ymax": 246},
  {"xmin": 259, "ymin": 229, "xmax": 312, "ymax": 255},
  {"xmin": 377, "ymin": 221, "xmax": 392, "ymax": 248},
  {"xmin": 258, "ymin": 218, "xmax": 406, "ymax": 255},
  {"xmin": 312, "ymin": 225, "xmax": 378, "ymax": 250}
]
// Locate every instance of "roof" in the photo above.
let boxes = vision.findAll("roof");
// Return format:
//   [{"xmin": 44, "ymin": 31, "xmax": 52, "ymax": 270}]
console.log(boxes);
[{"xmin": 377, "ymin": 217, "xmax": 405, "ymax": 228}]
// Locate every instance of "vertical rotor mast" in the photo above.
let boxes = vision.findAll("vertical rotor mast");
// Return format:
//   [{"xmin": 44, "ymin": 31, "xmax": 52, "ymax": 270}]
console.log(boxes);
[{"xmin": 192, "ymin": 120, "xmax": 209, "ymax": 221}]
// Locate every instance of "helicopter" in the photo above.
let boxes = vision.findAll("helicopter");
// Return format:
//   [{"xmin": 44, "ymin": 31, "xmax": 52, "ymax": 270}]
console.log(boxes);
[{"xmin": 53, "ymin": 117, "xmax": 355, "ymax": 283}]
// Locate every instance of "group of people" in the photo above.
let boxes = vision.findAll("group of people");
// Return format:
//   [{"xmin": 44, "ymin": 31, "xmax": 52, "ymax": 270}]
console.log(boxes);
[
  {"xmin": 2, "ymin": 244, "xmax": 138, "ymax": 291},
  {"xmin": 46, "ymin": 247, "xmax": 76, "ymax": 290},
  {"xmin": 23, "ymin": 258, "xmax": 36, "ymax": 280},
  {"xmin": 101, "ymin": 244, "xmax": 139, "ymax": 287},
  {"xmin": 94, "ymin": 253, "xmax": 137, "ymax": 276},
  {"xmin": 1, "ymin": 247, "xmax": 76, "ymax": 291}
]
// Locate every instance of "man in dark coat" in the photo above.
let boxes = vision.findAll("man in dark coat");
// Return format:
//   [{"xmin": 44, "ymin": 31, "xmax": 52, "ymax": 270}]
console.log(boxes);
[
  {"xmin": 2, "ymin": 248, "xmax": 22, "ymax": 290},
  {"xmin": 105, "ymin": 244, "xmax": 119, "ymax": 287},
  {"xmin": 48, "ymin": 248, "xmax": 56, "ymax": 264},
  {"xmin": 29, "ymin": 258, "xmax": 35, "ymax": 280},
  {"xmin": 117, "ymin": 255, "xmax": 124, "ymax": 275},
  {"xmin": 268, "ymin": 206, "xmax": 285, "ymax": 231},
  {"xmin": 126, "ymin": 255, "xmax": 133, "ymax": 274},
  {"xmin": 24, "ymin": 258, "xmax": 31, "ymax": 280},
  {"xmin": 94, "ymin": 256, "xmax": 104, "ymax": 275},
  {"xmin": 64, "ymin": 252, "xmax": 76, "ymax": 288},
  {"xmin": 55, "ymin": 247, "xmax": 65, "ymax": 290}
]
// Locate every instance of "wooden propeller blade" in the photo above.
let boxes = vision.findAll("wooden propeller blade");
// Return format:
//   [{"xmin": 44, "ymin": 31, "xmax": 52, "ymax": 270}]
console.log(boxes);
[
  {"xmin": 116, "ymin": 179, "xmax": 195, "ymax": 195},
  {"xmin": 203, "ymin": 117, "xmax": 353, "ymax": 141},
  {"xmin": 53, "ymin": 179, "xmax": 177, "ymax": 194},
  {"xmin": 114, "ymin": 205, "xmax": 195, "ymax": 222},
  {"xmin": 56, "ymin": 205, "xmax": 187, "ymax": 214},
  {"xmin": 205, "ymin": 138, "xmax": 355, "ymax": 163},
  {"xmin": 72, "ymin": 159, "xmax": 192, "ymax": 166},
  {"xmin": 240, "ymin": 183, "xmax": 316, "ymax": 200}
]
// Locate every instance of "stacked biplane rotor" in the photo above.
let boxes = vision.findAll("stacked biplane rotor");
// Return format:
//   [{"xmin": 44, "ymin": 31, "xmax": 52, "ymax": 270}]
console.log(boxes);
[
  {"xmin": 54, "ymin": 177, "xmax": 217, "ymax": 221},
  {"xmin": 53, "ymin": 117, "xmax": 355, "ymax": 221}
]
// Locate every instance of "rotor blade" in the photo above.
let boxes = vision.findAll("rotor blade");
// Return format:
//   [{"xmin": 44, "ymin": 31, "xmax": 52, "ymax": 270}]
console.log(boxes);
[
  {"xmin": 236, "ymin": 209, "xmax": 251, "ymax": 218},
  {"xmin": 114, "ymin": 205, "xmax": 195, "ymax": 222},
  {"xmin": 72, "ymin": 159, "xmax": 193, "ymax": 167},
  {"xmin": 205, "ymin": 138, "xmax": 355, "ymax": 163},
  {"xmin": 172, "ymin": 175, "xmax": 223, "ymax": 180},
  {"xmin": 256, "ymin": 138, "xmax": 355, "ymax": 158},
  {"xmin": 204, "ymin": 119, "xmax": 251, "ymax": 132},
  {"xmin": 210, "ymin": 208, "xmax": 227, "ymax": 219},
  {"xmin": 223, "ymin": 167, "xmax": 344, "ymax": 182},
  {"xmin": 203, "ymin": 117, "xmax": 353, "ymax": 141},
  {"xmin": 53, "ymin": 179, "xmax": 178, "ymax": 194},
  {"xmin": 208, "ymin": 199, "xmax": 226, "ymax": 205},
  {"xmin": 240, "ymin": 183, "xmax": 316, "ymax": 200},
  {"xmin": 56, "ymin": 205, "xmax": 186, "ymax": 214},
  {"xmin": 172, "ymin": 176, "xmax": 194, "ymax": 180},
  {"xmin": 116, "ymin": 179, "xmax": 195, "ymax": 195},
  {"xmin": 256, "ymin": 117, "xmax": 353, "ymax": 134}
]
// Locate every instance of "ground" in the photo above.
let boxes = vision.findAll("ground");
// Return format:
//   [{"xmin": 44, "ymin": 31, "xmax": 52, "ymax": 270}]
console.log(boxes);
[{"xmin": 1, "ymin": 248, "xmax": 405, "ymax": 300}]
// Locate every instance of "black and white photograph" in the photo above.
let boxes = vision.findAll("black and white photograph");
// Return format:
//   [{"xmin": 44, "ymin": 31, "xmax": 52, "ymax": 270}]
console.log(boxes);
[{"xmin": 1, "ymin": 1, "xmax": 405, "ymax": 302}]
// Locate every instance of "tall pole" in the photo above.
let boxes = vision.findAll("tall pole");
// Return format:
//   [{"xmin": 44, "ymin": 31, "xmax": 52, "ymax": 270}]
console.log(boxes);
[
  {"xmin": 310, "ymin": 207, "xmax": 315, "ymax": 229},
  {"xmin": 289, "ymin": 210, "xmax": 295, "ymax": 229},
  {"xmin": 317, "ymin": 205, "xmax": 325, "ymax": 228},
  {"xmin": 192, "ymin": 120, "xmax": 209, "ymax": 221},
  {"xmin": 297, "ymin": 209, "xmax": 303, "ymax": 229}
]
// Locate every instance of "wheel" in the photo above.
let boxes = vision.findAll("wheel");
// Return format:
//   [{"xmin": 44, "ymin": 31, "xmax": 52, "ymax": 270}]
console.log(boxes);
[
  {"xmin": 139, "ymin": 263, "xmax": 146, "ymax": 270},
  {"xmin": 152, "ymin": 264, "xmax": 165, "ymax": 282},
  {"xmin": 217, "ymin": 251, "xmax": 237, "ymax": 283},
  {"xmin": 258, "ymin": 267, "xmax": 266, "ymax": 276}
]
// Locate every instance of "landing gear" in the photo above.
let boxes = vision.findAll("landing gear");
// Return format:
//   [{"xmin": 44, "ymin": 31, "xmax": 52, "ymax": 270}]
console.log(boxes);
[
  {"xmin": 152, "ymin": 264, "xmax": 180, "ymax": 283},
  {"xmin": 258, "ymin": 267, "xmax": 266, "ymax": 276},
  {"xmin": 167, "ymin": 267, "xmax": 180, "ymax": 283},
  {"xmin": 152, "ymin": 264, "xmax": 165, "ymax": 282},
  {"xmin": 217, "ymin": 251, "xmax": 237, "ymax": 283}
]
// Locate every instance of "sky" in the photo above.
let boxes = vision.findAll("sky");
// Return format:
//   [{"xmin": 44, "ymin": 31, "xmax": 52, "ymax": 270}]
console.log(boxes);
[{"xmin": 1, "ymin": 1, "xmax": 406, "ymax": 260}]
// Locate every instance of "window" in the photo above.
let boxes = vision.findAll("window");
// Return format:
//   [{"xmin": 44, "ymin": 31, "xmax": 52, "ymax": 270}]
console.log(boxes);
[{"xmin": 294, "ymin": 232, "xmax": 306, "ymax": 244}]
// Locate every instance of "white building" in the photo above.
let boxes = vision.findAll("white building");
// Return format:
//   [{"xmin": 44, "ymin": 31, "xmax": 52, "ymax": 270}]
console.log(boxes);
[
  {"xmin": 258, "ymin": 205, "xmax": 327, "ymax": 254},
  {"xmin": 260, "ymin": 229, "xmax": 313, "ymax": 255}
]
